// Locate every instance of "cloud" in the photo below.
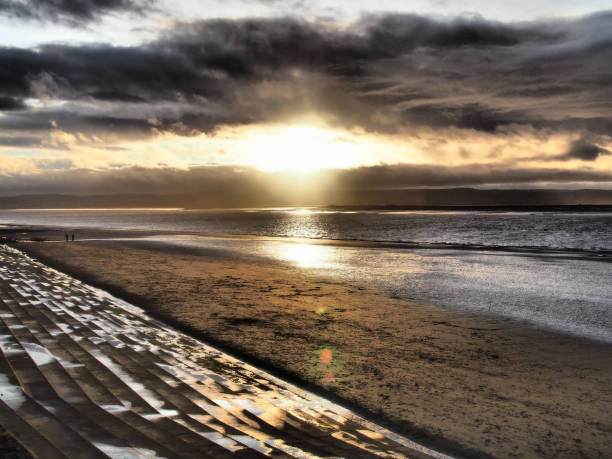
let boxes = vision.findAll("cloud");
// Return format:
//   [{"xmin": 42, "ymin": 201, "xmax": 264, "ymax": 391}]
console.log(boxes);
[
  {"xmin": 0, "ymin": 0, "xmax": 153, "ymax": 24},
  {"xmin": 0, "ymin": 135, "xmax": 41, "ymax": 146},
  {"xmin": 0, "ymin": 96, "xmax": 26, "ymax": 110},
  {"xmin": 88, "ymin": 91, "xmax": 146, "ymax": 103},
  {"xmin": 336, "ymin": 163, "xmax": 612, "ymax": 189},
  {"xmin": 34, "ymin": 158, "xmax": 74, "ymax": 169},
  {"xmin": 401, "ymin": 104, "xmax": 526, "ymax": 133},
  {"xmin": 558, "ymin": 138, "xmax": 610, "ymax": 161},
  {"xmin": 0, "ymin": 10, "xmax": 611, "ymax": 174}
]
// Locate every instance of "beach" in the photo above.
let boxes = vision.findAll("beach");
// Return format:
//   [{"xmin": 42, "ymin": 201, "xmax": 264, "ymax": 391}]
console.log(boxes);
[
  {"xmin": 4, "ymin": 1, "xmax": 612, "ymax": 456},
  {"xmin": 7, "ymin": 228, "xmax": 612, "ymax": 458},
  {"xmin": 1, "ymin": 244, "xmax": 444, "ymax": 458}
]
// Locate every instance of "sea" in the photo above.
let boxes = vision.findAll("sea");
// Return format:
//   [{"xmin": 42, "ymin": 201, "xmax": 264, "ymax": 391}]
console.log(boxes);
[{"xmin": 1, "ymin": 208, "xmax": 611, "ymax": 342}]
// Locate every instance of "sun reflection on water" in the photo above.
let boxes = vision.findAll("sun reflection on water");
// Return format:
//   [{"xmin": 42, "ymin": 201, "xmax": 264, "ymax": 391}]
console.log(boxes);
[
  {"xmin": 287, "ymin": 208, "xmax": 315, "ymax": 215},
  {"xmin": 278, "ymin": 242, "xmax": 334, "ymax": 268}
]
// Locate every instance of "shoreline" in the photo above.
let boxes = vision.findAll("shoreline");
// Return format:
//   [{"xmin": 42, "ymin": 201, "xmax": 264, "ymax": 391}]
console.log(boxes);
[
  {"xmin": 4, "ymin": 225, "xmax": 612, "ymax": 345},
  {"xmin": 2, "ymin": 204, "xmax": 612, "ymax": 212},
  {"xmin": 2, "ymin": 222, "xmax": 612, "ymax": 259},
  {"xmin": 5, "ymin": 227, "xmax": 612, "ymax": 458}
]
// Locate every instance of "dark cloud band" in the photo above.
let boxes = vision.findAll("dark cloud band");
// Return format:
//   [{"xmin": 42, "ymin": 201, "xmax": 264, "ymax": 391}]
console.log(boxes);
[
  {"xmin": 0, "ymin": 0, "xmax": 152, "ymax": 23},
  {"xmin": 558, "ymin": 138, "xmax": 610, "ymax": 161},
  {"xmin": 0, "ymin": 12, "xmax": 610, "ymax": 139}
]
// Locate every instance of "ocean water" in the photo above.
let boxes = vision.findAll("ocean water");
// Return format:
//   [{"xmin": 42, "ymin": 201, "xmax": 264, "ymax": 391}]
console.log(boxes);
[
  {"xmin": 1, "ymin": 208, "xmax": 611, "ymax": 341},
  {"xmin": 0, "ymin": 208, "xmax": 611, "ymax": 251}
]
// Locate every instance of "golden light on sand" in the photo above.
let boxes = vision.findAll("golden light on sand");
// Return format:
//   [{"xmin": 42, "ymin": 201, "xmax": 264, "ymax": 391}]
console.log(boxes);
[{"xmin": 250, "ymin": 125, "xmax": 365, "ymax": 172}]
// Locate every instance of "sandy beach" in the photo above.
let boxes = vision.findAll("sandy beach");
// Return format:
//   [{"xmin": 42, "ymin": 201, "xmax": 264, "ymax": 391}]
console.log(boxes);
[{"xmin": 7, "ymin": 228, "xmax": 612, "ymax": 458}]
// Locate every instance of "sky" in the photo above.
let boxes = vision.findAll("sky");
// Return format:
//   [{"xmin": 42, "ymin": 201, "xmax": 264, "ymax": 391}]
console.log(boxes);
[{"xmin": 1, "ymin": 0, "xmax": 611, "ymax": 204}]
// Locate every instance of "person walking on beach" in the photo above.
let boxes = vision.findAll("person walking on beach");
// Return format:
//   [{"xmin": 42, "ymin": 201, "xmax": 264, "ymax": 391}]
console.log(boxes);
[
  {"xmin": 65, "ymin": 233, "xmax": 69, "ymax": 242},
  {"xmin": 71, "ymin": 233, "xmax": 75, "ymax": 242}
]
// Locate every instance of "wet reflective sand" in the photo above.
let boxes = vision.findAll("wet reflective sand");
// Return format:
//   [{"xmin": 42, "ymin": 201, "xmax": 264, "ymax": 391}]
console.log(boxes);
[{"xmin": 115, "ymin": 234, "xmax": 612, "ymax": 342}]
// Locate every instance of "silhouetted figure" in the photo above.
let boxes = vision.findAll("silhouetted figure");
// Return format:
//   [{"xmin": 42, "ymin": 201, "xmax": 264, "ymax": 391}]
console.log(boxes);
[
  {"xmin": 71, "ymin": 233, "xmax": 75, "ymax": 242},
  {"xmin": 65, "ymin": 233, "xmax": 69, "ymax": 242}
]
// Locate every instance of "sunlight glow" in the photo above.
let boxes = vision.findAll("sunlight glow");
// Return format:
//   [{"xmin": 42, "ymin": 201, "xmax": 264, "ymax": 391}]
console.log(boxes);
[{"xmin": 250, "ymin": 125, "xmax": 365, "ymax": 172}]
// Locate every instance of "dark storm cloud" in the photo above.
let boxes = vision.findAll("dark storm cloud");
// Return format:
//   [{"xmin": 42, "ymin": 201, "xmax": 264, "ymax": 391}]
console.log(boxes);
[
  {"xmin": 0, "ymin": 107, "xmax": 254, "ymax": 139},
  {"xmin": 401, "ymin": 104, "xmax": 527, "ymax": 133},
  {"xmin": 558, "ymin": 138, "xmax": 610, "ymax": 161},
  {"xmin": 88, "ymin": 91, "xmax": 146, "ymax": 103},
  {"xmin": 0, "ymin": 96, "xmax": 26, "ymax": 110},
  {"xmin": 0, "ymin": 135, "xmax": 40, "ymax": 147},
  {"xmin": 0, "ymin": 12, "xmax": 611, "ymax": 140},
  {"xmin": 0, "ymin": 109, "xmax": 154, "ymax": 135},
  {"xmin": 0, "ymin": 0, "xmax": 153, "ymax": 23},
  {"xmin": 497, "ymin": 85, "xmax": 579, "ymax": 98}
]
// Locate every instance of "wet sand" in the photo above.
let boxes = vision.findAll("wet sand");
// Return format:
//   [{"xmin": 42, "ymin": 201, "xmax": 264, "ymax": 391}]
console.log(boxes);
[{"xmin": 8, "ymin": 229, "xmax": 612, "ymax": 458}]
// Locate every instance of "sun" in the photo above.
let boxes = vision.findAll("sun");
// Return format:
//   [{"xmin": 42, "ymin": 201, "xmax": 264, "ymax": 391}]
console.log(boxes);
[{"xmin": 249, "ymin": 125, "xmax": 363, "ymax": 172}]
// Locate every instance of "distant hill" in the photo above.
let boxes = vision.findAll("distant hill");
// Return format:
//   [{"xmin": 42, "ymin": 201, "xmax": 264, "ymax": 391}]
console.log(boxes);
[
  {"xmin": 328, "ymin": 188, "xmax": 612, "ymax": 207},
  {"xmin": 1, "ymin": 188, "xmax": 612, "ymax": 209}
]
